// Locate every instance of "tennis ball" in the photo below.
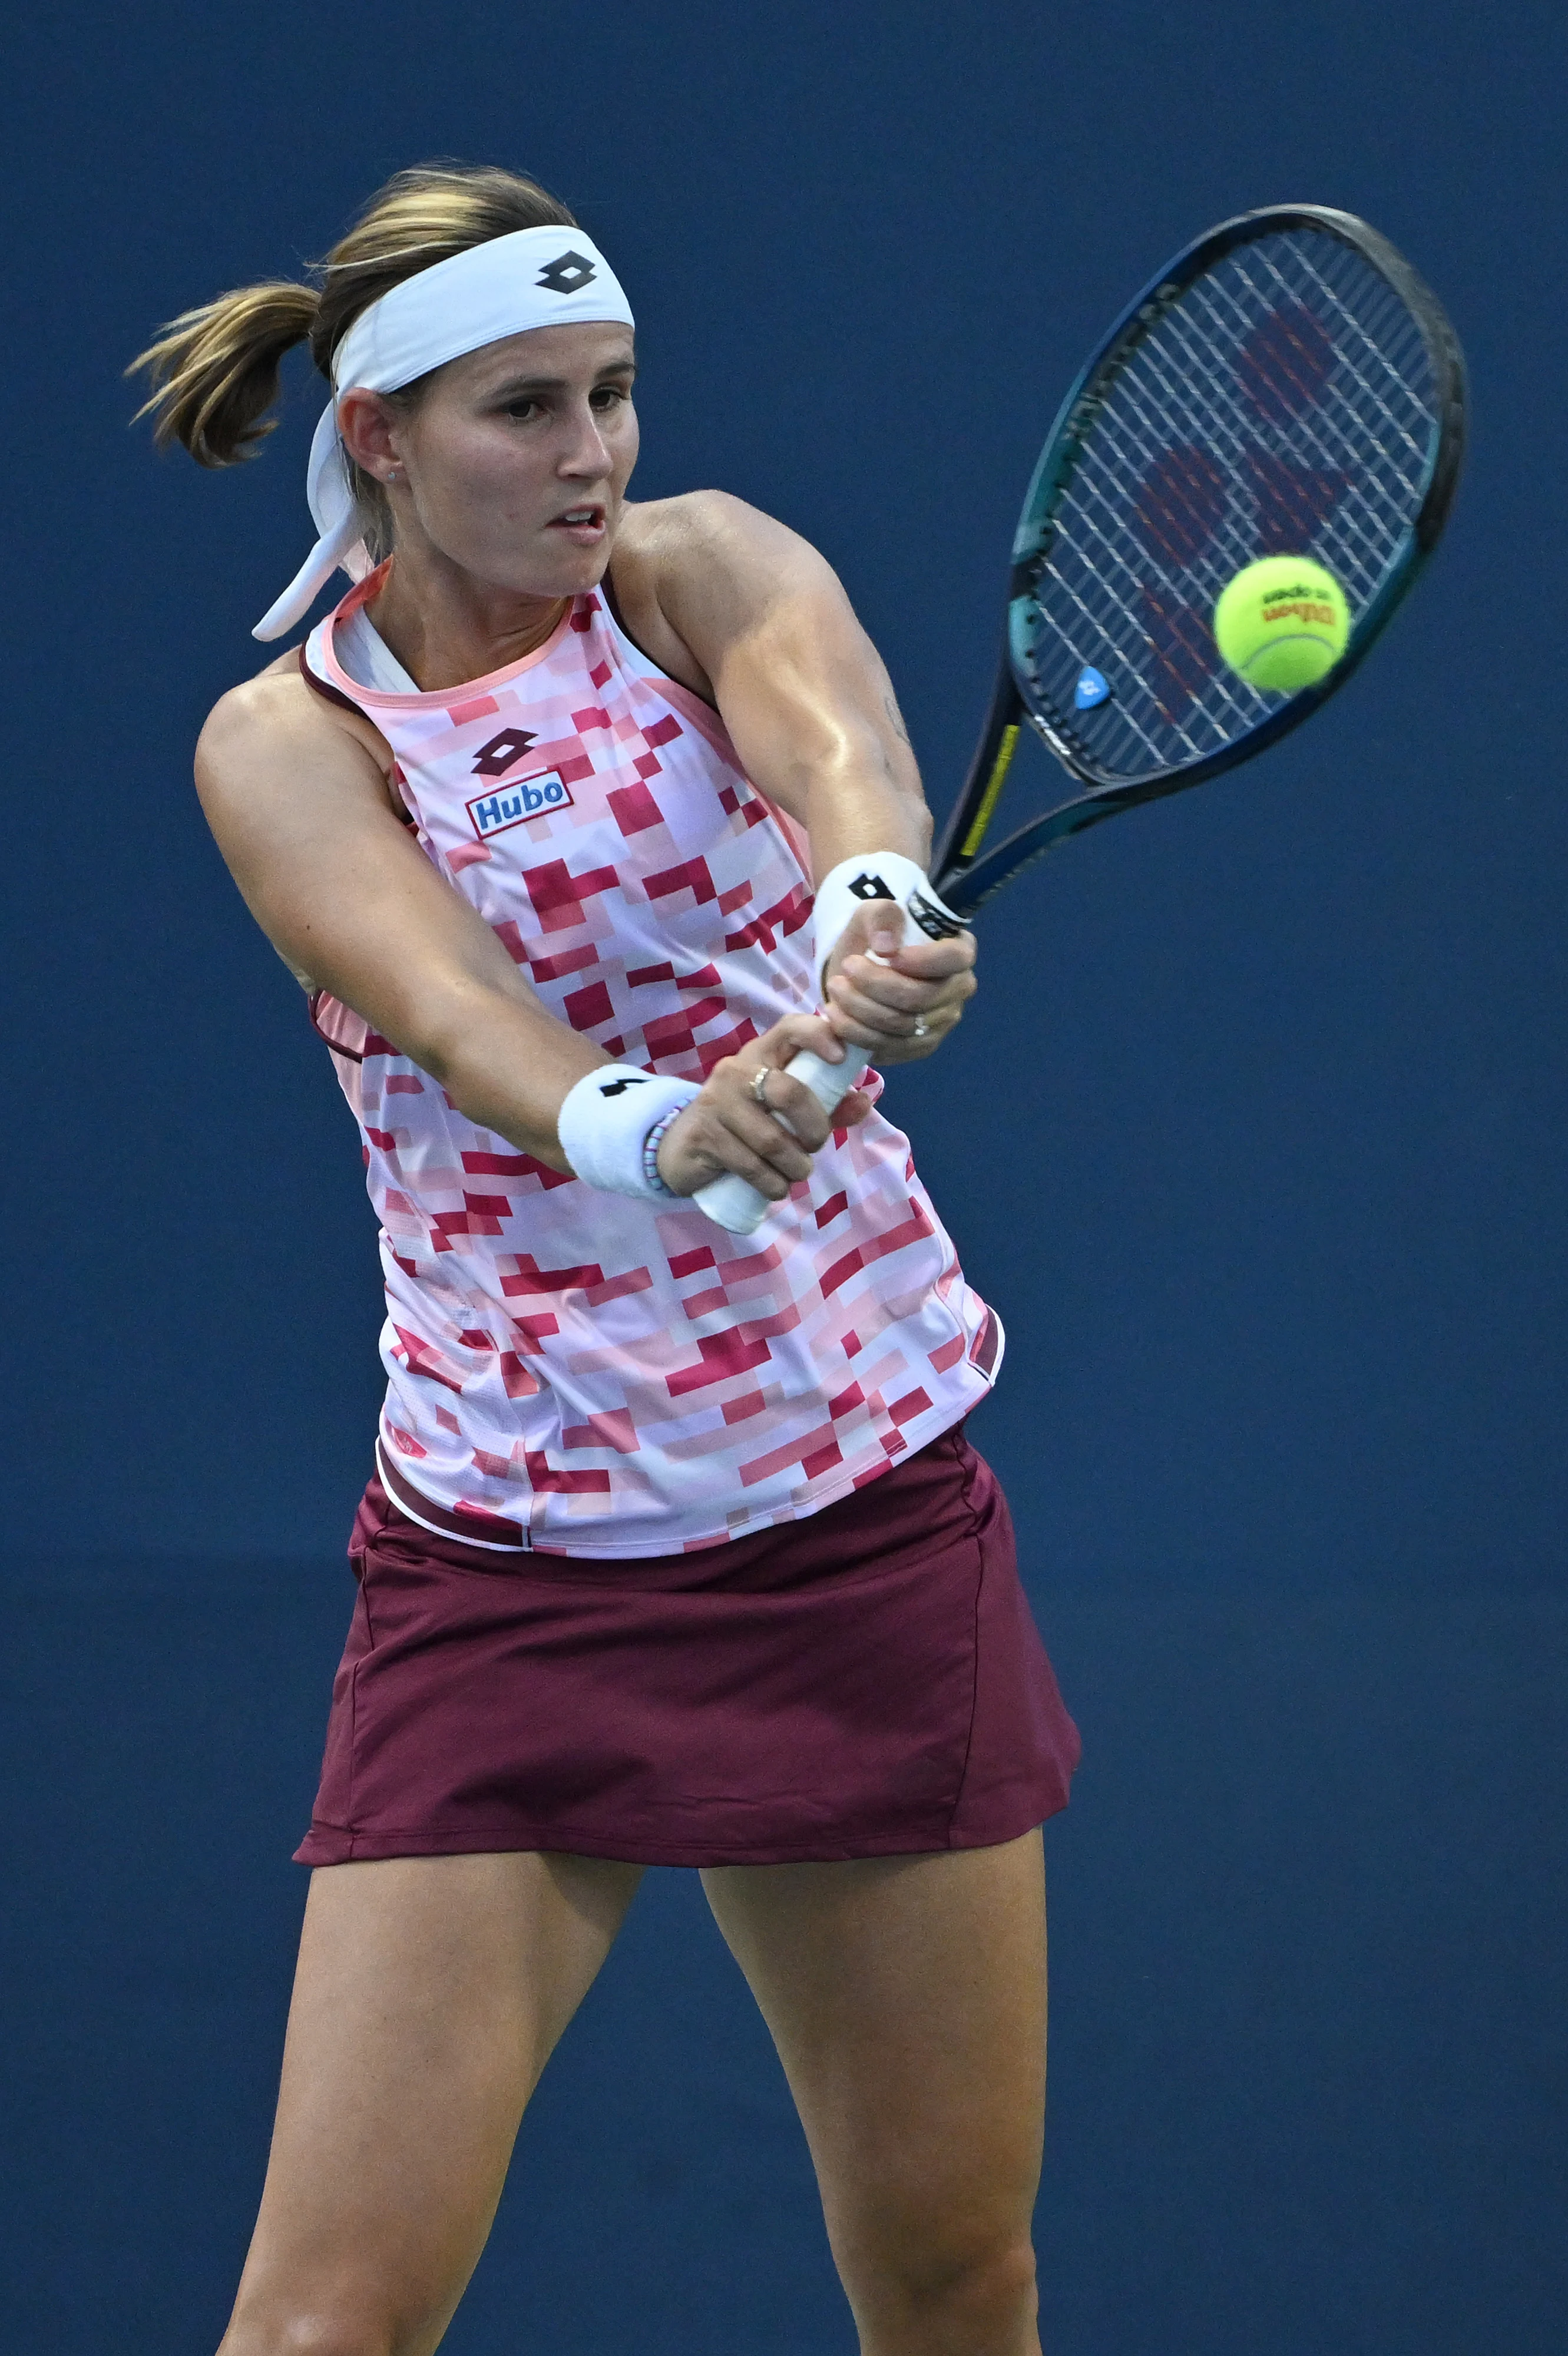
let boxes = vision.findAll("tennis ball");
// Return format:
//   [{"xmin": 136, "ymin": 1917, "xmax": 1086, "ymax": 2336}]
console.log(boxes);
[{"xmin": 1212, "ymin": 556, "xmax": 1350, "ymax": 694}]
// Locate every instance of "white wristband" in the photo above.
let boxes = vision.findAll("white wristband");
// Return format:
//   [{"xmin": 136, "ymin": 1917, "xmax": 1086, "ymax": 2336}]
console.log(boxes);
[
  {"xmin": 555, "ymin": 1067, "xmax": 702, "ymax": 1202},
  {"xmin": 811, "ymin": 852, "xmax": 971, "ymax": 991}
]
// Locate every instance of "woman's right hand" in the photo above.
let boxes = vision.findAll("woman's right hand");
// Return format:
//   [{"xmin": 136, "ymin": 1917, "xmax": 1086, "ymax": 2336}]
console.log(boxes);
[{"xmin": 656, "ymin": 1012, "xmax": 872, "ymax": 1201}]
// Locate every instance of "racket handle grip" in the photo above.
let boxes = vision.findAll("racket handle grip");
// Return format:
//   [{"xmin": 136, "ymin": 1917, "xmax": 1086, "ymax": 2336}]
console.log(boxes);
[{"xmin": 692, "ymin": 1050, "xmax": 859, "ymax": 1235}]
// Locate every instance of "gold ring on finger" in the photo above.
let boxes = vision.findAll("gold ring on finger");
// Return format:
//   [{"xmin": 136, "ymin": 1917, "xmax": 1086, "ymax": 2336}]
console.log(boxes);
[
  {"xmin": 750, "ymin": 1066, "xmax": 773, "ymax": 1107},
  {"xmin": 912, "ymin": 1016, "xmax": 930, "ymax": 1039}
]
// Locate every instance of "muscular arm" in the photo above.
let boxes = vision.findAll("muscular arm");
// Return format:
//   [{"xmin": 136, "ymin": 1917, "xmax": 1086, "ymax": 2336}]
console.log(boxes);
[
  {"xmin": 614, "ymin": 493, "xmax": 975, "ymax": 1057},
  {"xmin": 194, "ymin": 666, "xmax": 862, "ymax": 1197},
  {"xmin": 618, "ymin": 494, "xmax": 930, "ymax": 872},
  {"xmin": 196, "ymin": 671, "xmax": 607, "ymax": 1163}
]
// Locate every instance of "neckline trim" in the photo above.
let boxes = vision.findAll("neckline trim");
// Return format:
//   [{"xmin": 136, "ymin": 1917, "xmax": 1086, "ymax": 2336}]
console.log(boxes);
[{"xmin": 317, "ymin": 561, "xmax": 581, "ymax": 707}]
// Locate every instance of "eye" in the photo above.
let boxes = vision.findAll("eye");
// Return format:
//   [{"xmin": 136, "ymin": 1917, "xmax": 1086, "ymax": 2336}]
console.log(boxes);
[
  {"xmin": 591, "ymin": 383, "xmax": 633, "ymax": 412},
  {"xmin": 505, "ymin": 398, "xmax": 544, "ymax": 422}
]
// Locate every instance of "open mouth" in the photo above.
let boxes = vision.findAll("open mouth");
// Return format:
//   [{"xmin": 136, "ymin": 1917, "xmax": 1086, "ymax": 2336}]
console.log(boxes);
[{"xmin": 550, "ymin": 505, "xmax": 606, "ymax": 536}]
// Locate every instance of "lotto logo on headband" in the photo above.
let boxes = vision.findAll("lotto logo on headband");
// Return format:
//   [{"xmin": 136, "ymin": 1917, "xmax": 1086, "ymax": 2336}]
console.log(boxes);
[
  {"xmin": 467, "ymin": 772, "xmax": 575, "ymax": 840},
  {"xmin": 536, "ymin": 249, "xmax": 597, "ymax": 294}
]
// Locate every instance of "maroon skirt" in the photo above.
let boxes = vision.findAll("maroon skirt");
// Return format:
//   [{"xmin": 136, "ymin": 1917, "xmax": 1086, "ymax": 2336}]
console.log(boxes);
[{"xmin": 296, "ymin": 1421, "xmax": 1080, "ymax": 1869}]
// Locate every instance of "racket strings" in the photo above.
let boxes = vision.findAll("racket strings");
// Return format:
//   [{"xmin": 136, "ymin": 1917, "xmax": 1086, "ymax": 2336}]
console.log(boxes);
[
  {"xmin": 1038, "ymin": 383, "xmax": 1272, "ymax": 755},
  {"xmin": 1023, "ymin": 226, "xmax": 1444, "ymax": 780},
  {"xmin": 1028, "ymin": 552, "xmax": 1179, "ymax": 765},
  {"xmin": 1039, "ymin": 397, "xmax": 1235, "ymax": 746},
  {"xmin": 1044, "ymin": 462, "xmax": 1255, "ymax": 759},
  {"xmin": 1257, "ymin": 244, "xmax": 1434, "ymax": 471},
  {"xmin": 1142, "ymin": 292, "xmax": 1395, "ymax": 605},
  {"xmin": 1056, "ymin": 267, "xmax": 1404, "ymax": 723},
  {"xmin": 1038, "ymin": 353, "xmax": 1273, "ymax": 755},
  {"xmin": 1177, "ymin": 260, "xmax": 1429, "ymax": 584},
  {"xmin": 1099, "ymin": 239, "xmax": 1425, "ymax": 690},
  {"xmin": 1053, "ymin": 358, "xmax": 1278, "ymax": 739}
]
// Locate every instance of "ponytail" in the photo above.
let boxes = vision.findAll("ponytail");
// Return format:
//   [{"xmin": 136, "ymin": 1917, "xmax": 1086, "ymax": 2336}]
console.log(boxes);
[
  {"xmin": 130, "ymin": 161, "xmax": 576, "ymax": 479},
  {"xmin": 129, "ymin": 280, "xmax": 320, "ymax": 468}
]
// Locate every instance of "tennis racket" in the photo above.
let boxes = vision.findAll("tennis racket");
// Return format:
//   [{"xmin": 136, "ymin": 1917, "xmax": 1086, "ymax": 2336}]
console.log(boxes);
[{"xmin": 696, "ymin": 202, "xmax": 1466, "ymax": 1235}]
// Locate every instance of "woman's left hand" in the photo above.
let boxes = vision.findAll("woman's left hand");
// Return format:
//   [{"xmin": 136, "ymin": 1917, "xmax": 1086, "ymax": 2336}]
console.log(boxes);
[{"xmin": 821, "ymin": 905, "xmax": 977, "ymax": 1064}]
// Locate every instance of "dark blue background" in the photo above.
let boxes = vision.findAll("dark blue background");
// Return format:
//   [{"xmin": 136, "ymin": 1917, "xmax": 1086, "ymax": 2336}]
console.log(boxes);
[{"xmin": 2, "ymin": 4, "xmax": 1563, "ymax": 2350}]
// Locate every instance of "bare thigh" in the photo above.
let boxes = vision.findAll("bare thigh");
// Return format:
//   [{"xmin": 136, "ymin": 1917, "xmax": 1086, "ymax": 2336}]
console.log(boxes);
[
  {"xmin": 219, "ymin": 1850, "xmax": 641, "ymax": 2356},
  {"xmin": 702, "ymin": 1830, "xmax": 1048, "ymax": 2356}
]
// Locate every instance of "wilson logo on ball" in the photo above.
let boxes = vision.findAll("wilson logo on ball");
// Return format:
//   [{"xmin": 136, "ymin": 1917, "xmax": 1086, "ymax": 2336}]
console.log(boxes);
[{"xmin": 1262, "ymin": 600, "xmax": 1337, "ymax": 626}]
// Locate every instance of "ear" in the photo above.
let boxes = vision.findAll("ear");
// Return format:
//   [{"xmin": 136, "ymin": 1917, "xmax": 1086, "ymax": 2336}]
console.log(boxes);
[{"xmin": 335, "ymin": 387, "xmax": 403, "ymax": 483}]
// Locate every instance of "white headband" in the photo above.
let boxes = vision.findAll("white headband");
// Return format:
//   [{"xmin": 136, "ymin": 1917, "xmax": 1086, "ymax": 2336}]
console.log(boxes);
[{"xmin": 253, "ymin": 225, "xmax": 634, "ymax": 640}]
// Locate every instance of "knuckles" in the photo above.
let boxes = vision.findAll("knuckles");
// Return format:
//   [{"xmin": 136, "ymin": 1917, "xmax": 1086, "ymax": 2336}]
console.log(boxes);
[
  {"xmin": 772, "ymin": 1086, "xmax": 831, "ymax": 1149},
  {"xmin": 697, "ymin": 1055, "xmax": 825, "ymax": 1163}
]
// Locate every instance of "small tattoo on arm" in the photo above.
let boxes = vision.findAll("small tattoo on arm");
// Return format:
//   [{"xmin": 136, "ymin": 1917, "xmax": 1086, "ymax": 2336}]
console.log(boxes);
[{"xmin": 882, "ymin": 690, "xmax": 911, "ymax": 746}]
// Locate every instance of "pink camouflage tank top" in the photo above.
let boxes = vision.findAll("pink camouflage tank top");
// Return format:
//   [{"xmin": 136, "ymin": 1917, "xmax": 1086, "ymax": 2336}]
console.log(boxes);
[{"xmin": 302, "ymin": 563, "xmax": 1002, "ymax": 1557}]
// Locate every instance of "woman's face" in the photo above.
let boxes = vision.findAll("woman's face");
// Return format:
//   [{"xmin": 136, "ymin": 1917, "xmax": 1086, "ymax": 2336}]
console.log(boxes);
[{"xmin": 341, "ymin": 320, "xmax": 639, "ymax": 599}]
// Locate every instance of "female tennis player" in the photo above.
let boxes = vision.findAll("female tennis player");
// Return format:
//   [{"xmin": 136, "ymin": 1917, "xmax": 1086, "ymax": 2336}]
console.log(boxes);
[{"xmin": 135, "ymin": 161, "xmax": 1080, "ymax": 2356}]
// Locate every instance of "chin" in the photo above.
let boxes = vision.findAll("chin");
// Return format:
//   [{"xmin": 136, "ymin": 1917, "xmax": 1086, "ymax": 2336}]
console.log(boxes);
[{"xmin": 492, "ymin": 543, "xmax": 612, "ymax": 601}]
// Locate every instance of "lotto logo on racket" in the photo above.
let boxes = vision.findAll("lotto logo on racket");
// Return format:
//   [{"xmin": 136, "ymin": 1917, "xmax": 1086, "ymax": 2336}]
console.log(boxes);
[{"xmin": 467, "ymin": 772, "xmax": 575, "ymax": 840}]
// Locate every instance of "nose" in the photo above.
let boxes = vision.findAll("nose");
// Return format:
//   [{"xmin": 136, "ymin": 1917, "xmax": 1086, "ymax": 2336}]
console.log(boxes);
[{"xmin": 558, "ymin": 398, "xmax": 614, "ymax": 479}]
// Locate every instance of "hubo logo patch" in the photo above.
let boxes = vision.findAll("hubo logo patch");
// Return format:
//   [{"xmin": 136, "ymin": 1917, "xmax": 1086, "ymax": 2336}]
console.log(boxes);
[{"xmin": 467, "ymin": 772, "xmax": 575, "ymax": 841}]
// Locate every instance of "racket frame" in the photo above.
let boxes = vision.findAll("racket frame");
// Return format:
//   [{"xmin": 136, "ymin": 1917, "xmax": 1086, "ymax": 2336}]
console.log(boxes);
[{"xmin": 932, "ymin": 203, "xmax": 1467, "ymax": 914}]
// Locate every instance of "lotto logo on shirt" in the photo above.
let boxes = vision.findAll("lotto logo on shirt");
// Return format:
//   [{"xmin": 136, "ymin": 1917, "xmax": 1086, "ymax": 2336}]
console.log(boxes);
[{"xmin": 466, "ymin": 772, "xmax": 575, "ymax": 840}]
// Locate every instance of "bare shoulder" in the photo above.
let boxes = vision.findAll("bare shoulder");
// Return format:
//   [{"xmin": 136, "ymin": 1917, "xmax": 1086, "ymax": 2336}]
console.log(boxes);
[
  {"xmin": 616, "ymin": 489, "xmax": 822, "ymax": 586},
  {"xmin": 196, "ymin": 647, "xmax": 398, "ymax": 815},
  {"xmin": 610, "ymin": 494, "xmax": 839, "ymax": 692},
  {"xmin": 192, "ymin": 653, "xmax": 415, "ymax": 994}
]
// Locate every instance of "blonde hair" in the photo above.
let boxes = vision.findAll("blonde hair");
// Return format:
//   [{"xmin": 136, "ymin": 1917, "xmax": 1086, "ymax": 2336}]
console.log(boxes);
[{"xmin": 129, "ymin": 161, "xmax": 577, "ymax": 552}]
